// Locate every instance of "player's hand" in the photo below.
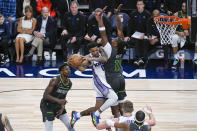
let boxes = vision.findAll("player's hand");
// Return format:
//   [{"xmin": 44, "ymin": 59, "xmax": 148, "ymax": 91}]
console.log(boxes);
[
  {"xmin": 144, "ymin": 105, "xmax": 152, "ymax": 115},
  {"xmin": 61, "ymin": 30, "xmax": 68, "ymax": 36},
  {"xmin": 114, "ymin": 4, "xmax": 123, "ymax": 15},
  {"xmin": 95, "ymin": 6, "xmax": 107, "ymax": 22},
  {"xmin": 56, "ymin": 108, "xmax": 64, "ymax": 119},
  {"xmin": 58, "ymin": 99, "xmax": 67, "ymax": 105}
]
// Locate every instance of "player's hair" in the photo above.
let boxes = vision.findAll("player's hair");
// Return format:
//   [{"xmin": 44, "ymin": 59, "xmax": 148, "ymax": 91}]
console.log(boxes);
[
  {"xmin": 87, "ymin": 42, "xmax": 99, "ymax": 50},
  {"xmin": 70, "ymin": 0, "xmax": 79, "ymax": 7},
  {"xmin": 59, "ymin": 63, "xmax": 69, "ymax": 72},
  {"xmin": 123, "ymin": 100, "xmax": 133, "ymax": 113},
  {"xmin": 117, "ymin": 38, "xmax": 126, "ymax": 55},
  {"xmin": 134, "ymin": 110, "xmax": 145, "ymax": 125}
]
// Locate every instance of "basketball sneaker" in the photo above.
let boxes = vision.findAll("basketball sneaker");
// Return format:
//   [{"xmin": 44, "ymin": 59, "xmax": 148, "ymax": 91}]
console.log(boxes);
[
  {"xmin": 91, "ymin": 111, "xmax": 100, "ymax": 127},
  {"xmin": 70, "ymin": 111, "xmax": 80, "ymax": 128}
]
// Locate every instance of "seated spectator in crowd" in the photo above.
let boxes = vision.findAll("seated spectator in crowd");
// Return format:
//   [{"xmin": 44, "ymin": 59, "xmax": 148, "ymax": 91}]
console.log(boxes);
[
  {"xmin": 0, "ymin": 0, "xmax": 16, "ymax": 21},
  {"xmin": 60, "ymin": 1, "xmax": 86, "ymax": 62},
  {"xmin": 115, "ymin": 0, "xmax": 137, "ymax": 12},
  {"xmin": 0, "ymin": 14, "xmax": 10, "ymax": 65},
  {"xmin": 171, "ymin": 2, "xmax": 189, "ymax": 68},
  {"xmin": 0, "ymin": 113, "xmax": 14, "ymax": 131},
  {"xmin": 55, "ymin": 0, "xmax": 71, "ymax": 27},
  {"xmin": 37, "ymin": 0, "xmax": 56, "ymax": 18},
  {"xmin": 144, "ymin": 0, "xmax": 162, "ymax": 13},
  {"xmin": 15, "ymin": 5, "xmax": 37, "ymax": 64},
  {"xmin": 165, "ymin": 0, "xmax": 186, "ymax": 15},
  {"xmin": 89, "ymin": 0, "xmax": 115, "ymax": 18},
  {"xmin": 124, "ymin": 0, "xmax": 151, "ymax": 66},
  {"xmin": 26, "ymin": 7, "xmax": 55, "ymax": 65},
  {"xmin": 16, "ymin": 0, "xmax": 37, "ymax": 18},
  {"xmin": 85, "ymin": 8, "xmax": 112, "ymax": 44},
  {"xmin": 147, "ymin": 9, "xmax": 160, "ymax": 46}
]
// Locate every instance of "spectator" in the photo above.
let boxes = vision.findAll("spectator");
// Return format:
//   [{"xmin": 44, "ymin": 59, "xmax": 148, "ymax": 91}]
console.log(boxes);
[
  {"xmin": 16, "ymin": 0, "xmax": 37, "ymax": 18},
  {"xmin": 171, "ymin": 2, "xmax": 189, "ymax": 68},
  {"xmin": 55, "ymin": 0, "xmax": 71, "ymax": 28},
  {"xmin": 26, "ymin": 7, "xmax": 55, "ymax": 65},
  {"xmin": 147, "ymin": 9, "xmax": 160, "ymax": 46},
  {"xmin": 144, "ymin": 0, "xmax": 162, "ymax": 13},
  {"xmin": 60, "ymin": 1, "xmax": 86, "ymax": 62},
  {"xmin": 124, "ymin": 0, "xmax": 151, "ymax": 66},
  {"xmin": 85, "ymin": 8, "xmax": 112, "ymax": 44},
  {"xmin": 0, "ymin": 113, "xmax": 14, "ymax": 131},
  {"xmin": 37, "ymin": 0, "xmax": 56, "ymax": 18},
  {"xmin": 165, "ymin": 0, "xmax": 186, "ymax": 15},
  {"xmin": 115, "ymin": 0, "xmax": 137, "ymax": 12},
  {"xmin": 89, "ymin": 0, "xmax": 115, "ymax": 18},
  {"xmin": 15, "ymin": 5, "xmax": 37, "ymax": 64},
  {"xmin": 55, "ymin": 0, "xmax": 71, "ymax": 19},
  {"xmin": 0, "ymin": 0, "xmax": 16, "ymax": 21},
  {"xmin": 0, "ymin": 14, "xmax": 10, "ymax": 65}
]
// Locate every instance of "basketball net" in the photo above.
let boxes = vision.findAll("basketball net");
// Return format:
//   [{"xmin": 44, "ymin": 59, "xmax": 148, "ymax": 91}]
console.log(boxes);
[{"xmin": 154, "ymin": 16, "xmax": 180, "ymax": 45}]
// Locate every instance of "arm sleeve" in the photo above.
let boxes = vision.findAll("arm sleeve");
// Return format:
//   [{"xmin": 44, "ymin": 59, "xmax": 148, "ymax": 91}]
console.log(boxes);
[{"xmin": 101, "ymin": 42, "xmax": 112, "ymax": 59}]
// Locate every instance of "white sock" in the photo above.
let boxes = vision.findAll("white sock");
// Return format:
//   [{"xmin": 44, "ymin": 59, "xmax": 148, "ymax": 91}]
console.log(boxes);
[
  {"xmin": 194, "ymin": 53, "xmax": 197, "ymax": 60},
  {"xmin": 95, "ymin": 110, "xmax": 100, "ymax": 116},
  {"xmin": 76, "ymin": 112, "xmax": 81, "ymax": 118},
  {"xmin": 174, "ymin": 53, "xmax": 178, "ymax": 60}
]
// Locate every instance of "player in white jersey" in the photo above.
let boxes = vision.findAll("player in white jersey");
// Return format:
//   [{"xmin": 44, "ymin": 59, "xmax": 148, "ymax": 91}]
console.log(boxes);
[
  {"xmin": 96, "ymin": 100, "xmax": 134, "ymax": 131},
  {"xmin": 70, "ymin": 42, "xmax": 118, "ymax": 128}
]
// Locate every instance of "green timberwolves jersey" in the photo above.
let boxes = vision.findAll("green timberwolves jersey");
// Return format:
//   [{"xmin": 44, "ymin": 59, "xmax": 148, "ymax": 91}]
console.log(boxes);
[
  {"xmin": 44, "ymin": 75, "xmax": 72, "ymax": 105},
  {"xmin": 104, "ymin": 48, "xmax": 123, "ymax": 74}
]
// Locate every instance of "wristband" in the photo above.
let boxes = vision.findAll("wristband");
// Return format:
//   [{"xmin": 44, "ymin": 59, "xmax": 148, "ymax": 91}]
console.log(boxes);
[{"xmin": 99, "ymin": 27, "xmax": 105, "ymax": 31}]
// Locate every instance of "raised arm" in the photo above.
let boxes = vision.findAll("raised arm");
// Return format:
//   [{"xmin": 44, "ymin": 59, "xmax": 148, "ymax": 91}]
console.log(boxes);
[
  {"xmin": 144, "ymin": 105, "xmax": 156, "ymax": 126},
  {"xmin": 115, "ymin": 4, "xmax": 124, "ymax": 39},
  {"xmin": 2, "ymin": 114, "xmax": 14, "ymax": 131},
  {"xmin": 95, "ymin": 6, "xmax": 109, "ymax": 47}
]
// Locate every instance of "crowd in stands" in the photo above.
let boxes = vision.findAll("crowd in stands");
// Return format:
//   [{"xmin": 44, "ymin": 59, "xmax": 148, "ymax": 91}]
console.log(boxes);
[{"xmin": 0, "ymin": 0, "xmax": 196, "ymax": 68}]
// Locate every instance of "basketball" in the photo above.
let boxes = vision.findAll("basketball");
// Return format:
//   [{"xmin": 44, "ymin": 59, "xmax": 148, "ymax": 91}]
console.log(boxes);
[{"xmin": 68, "ymin": 54, "xmax": 83, "ymax": 68}]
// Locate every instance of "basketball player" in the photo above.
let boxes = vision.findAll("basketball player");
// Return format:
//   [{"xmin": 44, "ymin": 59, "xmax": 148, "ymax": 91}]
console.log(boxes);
[
  {"xmin": 95, "ymin": 5, "xmax": 127, "ymax": 117},
  {"xmin": 96, "ymin": 100, "xmax": 134, "ymax": 131},
  {"xmin": 69, "ymin": 42, "xmax": 118, "ymax": 128},
  {"xmin": 0, "ymin": 113, "xmax": 14, "ymax": 131},
  {"xmin": 40, "ymin": 63, "xmax": 75, "ymax": 131},
  {"xmin": 105, "ymin": 106, "xmax": 156, "ymax": 131}
]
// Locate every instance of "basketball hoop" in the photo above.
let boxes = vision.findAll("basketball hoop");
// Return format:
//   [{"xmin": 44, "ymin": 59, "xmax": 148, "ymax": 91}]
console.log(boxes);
[{"xmin": 154, "ymin": 16, "xmax": 190, "ymax": 45}]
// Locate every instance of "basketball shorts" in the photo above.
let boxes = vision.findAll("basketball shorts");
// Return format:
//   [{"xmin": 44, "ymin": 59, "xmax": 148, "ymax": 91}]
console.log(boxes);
[
  {"xmin": 106, "ymin": 73, "xmax": 127, "ymax": 101},
  {"xmin": 40, "ymin": 99, "xmax": 67, "ymax": 122}
]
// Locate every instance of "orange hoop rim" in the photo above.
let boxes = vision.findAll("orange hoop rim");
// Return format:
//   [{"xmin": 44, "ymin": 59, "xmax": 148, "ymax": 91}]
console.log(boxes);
[{"xmin": 154, "ymin": 16, "xmax": 182, "ymax": 25}]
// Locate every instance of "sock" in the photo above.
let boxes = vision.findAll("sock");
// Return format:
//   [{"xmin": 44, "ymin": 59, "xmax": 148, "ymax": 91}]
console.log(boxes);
[
  {"xmin": 174, "ymin": 53, "xmax": 178, "ymax": 60},
  {"xmin": 95, "ymin": 110, "xmax": 100, "ymax": 117},
  {"xmin": 194, "ymin": 53, "xmax": 197, "ymax": 60},
  {"xmin": 76, "ymin": 112, "xmax": 81, "ymax": 118},
  {"xmin": 29, "ymin": 46, "xmax": 36, "ymax": 55}
]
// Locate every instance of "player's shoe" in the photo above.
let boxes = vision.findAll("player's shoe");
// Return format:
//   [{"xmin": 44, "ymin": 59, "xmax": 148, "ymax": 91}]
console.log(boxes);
[
  {"xmin": 91, "ymin": 112, "xmax": 100, "ymax": 127},
  {"xmin": 70, "ymin": 111, "xmax": 80, "ymax": 128}
]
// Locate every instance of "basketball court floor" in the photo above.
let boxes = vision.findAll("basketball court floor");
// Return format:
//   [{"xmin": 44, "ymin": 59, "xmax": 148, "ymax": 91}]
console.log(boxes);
[{"xmin": 0, "ymin": 60, "xmax": 197, "ymax": 131}]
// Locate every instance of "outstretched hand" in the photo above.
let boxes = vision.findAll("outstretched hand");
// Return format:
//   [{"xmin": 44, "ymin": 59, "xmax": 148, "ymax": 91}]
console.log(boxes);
[
  {"xmin": 114, "ymin": 4, "xmax": 123, "ymax": 15},
  {"xmin": 95, "ymin": 6, "xmax": 107, "ymax": 22}
]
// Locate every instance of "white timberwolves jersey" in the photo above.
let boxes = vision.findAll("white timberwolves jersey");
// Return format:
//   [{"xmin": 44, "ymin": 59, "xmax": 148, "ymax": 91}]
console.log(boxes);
[{"xmin": 118, "ymin": 115, "xmax": 135, "ymax": 131}]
